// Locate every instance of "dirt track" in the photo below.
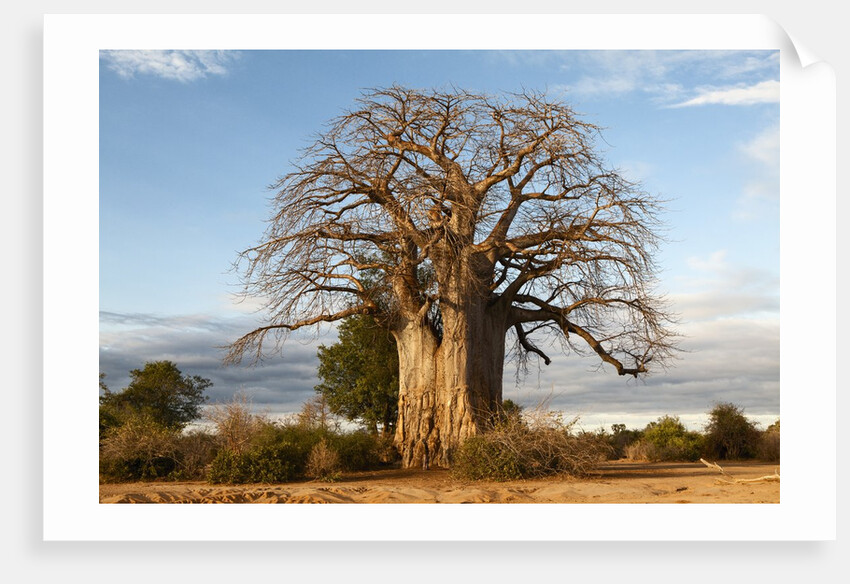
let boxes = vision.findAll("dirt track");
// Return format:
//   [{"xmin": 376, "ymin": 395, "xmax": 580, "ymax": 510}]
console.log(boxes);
[{"xmin": 99, "ymin": 460, "xmax": 780, "ymax": 504}]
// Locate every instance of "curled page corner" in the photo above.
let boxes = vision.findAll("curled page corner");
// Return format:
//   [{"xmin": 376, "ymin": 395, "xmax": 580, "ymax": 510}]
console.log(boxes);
[
  {"xmin": 786, "ymin": 33, "xmax": 824, "ymax": 69},
  {"xmin": 760, "ymin": 14, "xmax": 828, "ymax": 70}
]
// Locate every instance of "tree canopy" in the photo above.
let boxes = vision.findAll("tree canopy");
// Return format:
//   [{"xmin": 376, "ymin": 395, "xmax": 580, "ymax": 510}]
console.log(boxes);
[
  {"xmin": 99, "ymin": 360, "xmax": 211, "ymax": 432},
  {"xmin": 703, "ymin": 402, "xmax": 761, "ymax": 459},
  {"xmin": 315, "ymin": 314, "xmax": 399, "ymax": 436}
]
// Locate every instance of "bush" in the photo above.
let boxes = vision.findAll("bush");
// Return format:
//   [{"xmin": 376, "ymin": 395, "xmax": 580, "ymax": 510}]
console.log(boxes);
[
  {"xmin": 327, "ymin": 430, "xmax": 384, "ymax": 471},
  {"xmin": 171, "ymin": 430, "xmax": 219, "ymax": 480},
  {"xmin": 757, "ymin": 419, "xmax": 780, "ymax": 462},
  {"xmin": 100, "ymin": 414, "xmax": 221, "ymax": 482},
  {"xmin": 605, "ymin": 423, "xmax": 643, "ymax": 460},
  {"xmin": 703, "ymin": 402, "xmax": 761, "ymax": 460},
  {"xmin": 206, "ymin": 393, "xmax": 265, "ymax": 454},
  {"xmin": 451, "ymin": 409, "xmax": 609, "ymax": 481},
  {"xmin": 306, "ymin": 439, "xmax": 342, "ymax": 481},
  {"xmin": 452, "ymin": 434, "xmax": 525, "ymax": 480},
  {"xmin": 629, "ymin": 416, "xmax": 704, "ymax": 462},
  {"xmin": 205, "ymin": 416, "xmax": 387, "ymax": 484},
  {"xmin": 99, "ymin": 414, "xmax": 180, "ymax": 482},
  {"xmin": 207, "ymin": 442, "xmax": 306, "ymax": 484}
]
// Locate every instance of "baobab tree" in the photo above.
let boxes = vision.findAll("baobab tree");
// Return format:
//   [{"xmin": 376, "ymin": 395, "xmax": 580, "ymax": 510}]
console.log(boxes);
[{"xmin": 226, "ymin": 86, "xmax": 677, "ymax": 468}]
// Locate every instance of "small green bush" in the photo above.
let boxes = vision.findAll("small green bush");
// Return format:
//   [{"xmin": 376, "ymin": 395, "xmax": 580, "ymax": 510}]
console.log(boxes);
[
  {"xmin": 327, "ymin": 431, "xmax": 383, "ymax": 471},
  {"xmin": 207, "ymin": 442, "xmax": 306, "ymax": 484},
  {"xmin": 452, "ymin": 435, "xmax": 526, "ymax": 481},
  {"xmin": 630, "ymin": 416, "xmax": 704, "ymax": 462}
]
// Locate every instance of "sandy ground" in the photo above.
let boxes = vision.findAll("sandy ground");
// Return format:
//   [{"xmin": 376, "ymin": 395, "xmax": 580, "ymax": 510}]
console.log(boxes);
[{"xmin": 99, "ymin": 460, "xmax": 779, "ymax": 504}]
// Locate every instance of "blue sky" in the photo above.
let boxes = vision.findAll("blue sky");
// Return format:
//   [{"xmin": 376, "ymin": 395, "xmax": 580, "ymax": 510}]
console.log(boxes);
[{"xmin": 99, "ymin": 49, "xmax": 780, "ymax": 431}]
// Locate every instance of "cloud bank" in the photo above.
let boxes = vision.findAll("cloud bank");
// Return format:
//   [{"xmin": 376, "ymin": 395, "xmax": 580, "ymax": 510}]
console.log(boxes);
[{"xmin": 100, "ymin": 248, "xmax": 779, "ymax": 431}]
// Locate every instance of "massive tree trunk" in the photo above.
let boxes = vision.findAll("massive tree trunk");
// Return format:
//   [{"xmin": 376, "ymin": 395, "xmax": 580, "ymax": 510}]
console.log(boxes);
[
  {"xmin": 394, "ymin": 253, "xmax": 508, "ymax": 469},
  {"xmin": 393, "ymin": 313, "xmax": 507, "ymax": 468}
]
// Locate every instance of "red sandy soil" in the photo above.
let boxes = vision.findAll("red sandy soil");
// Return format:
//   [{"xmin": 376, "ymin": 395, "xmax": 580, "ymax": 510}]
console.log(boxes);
[{"xmin": 99, "ymin": 460, "xmax": 779, "ymax": 504}]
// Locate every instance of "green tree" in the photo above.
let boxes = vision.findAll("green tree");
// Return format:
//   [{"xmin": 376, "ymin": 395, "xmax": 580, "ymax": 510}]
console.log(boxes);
[
  {"xmin": 315, "ymin": 315, "xmax": 399, "ymax": 437},
  {"xmin": 99, "ymin": 361, "xmax": 211, "ymax": 431},
  {"xmin": 703, "ymin": 402, "xmax": 760, "ymax": 460}
]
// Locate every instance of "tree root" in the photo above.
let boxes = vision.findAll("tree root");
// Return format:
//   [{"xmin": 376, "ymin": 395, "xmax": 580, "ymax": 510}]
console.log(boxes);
[{"xmin": 699, "ymin": 459, "xmax": 780, "ymax": 484}]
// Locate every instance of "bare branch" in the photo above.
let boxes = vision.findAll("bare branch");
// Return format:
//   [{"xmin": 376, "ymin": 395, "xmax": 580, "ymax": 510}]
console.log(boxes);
[
  {"xmin": 224, "ymin": 304, "xmax": 374, "ymax": 366},
  {"xmin": 514, "ymin": 323, "xmax": 552, "ymax": 365},
  {"xmin": 227, "ymin": 85, "xmax": 677, "ymax": 379}
]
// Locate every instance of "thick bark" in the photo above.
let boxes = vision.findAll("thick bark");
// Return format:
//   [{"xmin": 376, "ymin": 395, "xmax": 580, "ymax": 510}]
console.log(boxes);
[
  {"xmin": 393, "ymin": 256, "xmax": 508, "ymax": 469},
  {"xmin": 393, "ymin": 320, "xmax": 440, "ymax": 468}
]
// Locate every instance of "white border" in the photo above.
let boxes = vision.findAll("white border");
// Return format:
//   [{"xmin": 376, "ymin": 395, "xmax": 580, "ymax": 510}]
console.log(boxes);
[{"xmin": 43, "ymin": 13, "xmax": 836, "ymax": 541}]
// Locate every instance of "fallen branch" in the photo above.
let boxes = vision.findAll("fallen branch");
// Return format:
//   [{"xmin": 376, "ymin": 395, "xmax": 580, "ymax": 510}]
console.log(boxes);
[{"xmin": 699, "ymin": 459, "xmax": 780, "ymax": 484}]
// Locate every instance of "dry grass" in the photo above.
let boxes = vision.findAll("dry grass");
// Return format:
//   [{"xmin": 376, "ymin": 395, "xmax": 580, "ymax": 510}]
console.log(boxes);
[
  {"xmin": 306, "ymin": 439, "xmax": 342, "ymax": 482},
  {"xmin": 205, "ymin": 392, "xmax": 267, "ymax": 454},
  {"xmin": 451, "ymin": 404, "xmax": 609, "ymax": 481}
]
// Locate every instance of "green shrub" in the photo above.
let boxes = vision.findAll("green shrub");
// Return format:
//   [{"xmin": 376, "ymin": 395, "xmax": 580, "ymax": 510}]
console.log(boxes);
[
  {"xmin": 99, "ymin": 361, "xmax": 210, "ymax": 432},
  {"xmin": 207, "ymin": 442, "xmax": 306, "ymax": 484},
  {"xmin": 703, "ymin": 402, "xmax": 761, "ymax": 460},
  {"xmin": 205, "ymin": 418, "xmax": 387, "ymax": 484},
  {"xmin": 99, "ymin": 404, "xmax": 123, "ymax": 443},
  {"xmin": 451, "ymin": 435, "xmax": 526, "ymax": 481},
  {"xmin": 327, "ymin": 430, "xmax": 383, "ymax": 471},
  {"xmin": 206, "ymin": 449, "xmax": 247, "ymax": 484},
  {"xmin": 631, "ymin": 416, "xmax": 704, "ymax": 462}
]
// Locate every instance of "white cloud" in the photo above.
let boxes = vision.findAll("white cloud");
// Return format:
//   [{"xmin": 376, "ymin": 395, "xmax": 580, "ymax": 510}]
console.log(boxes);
[
  {"xmin": 740, "ymin": 124, "xmax": 779, "ymax": 167},
  {"xmin": 552, "ymin": 51, "xmax": 778, "ymax": 107},
  {"xmin": 734, "ymin": 124, "xmax": 780, "ymax": 220},
  {"xmin": 672, "ymin": 80, "xmax": 779, "ymax": 107},
  {"xmin": 560, "ymin": 51, "xmax": 687, "ymax": 100},
  {"xmin": 673, "ymin": 249, "xmax": 779, "ymax": 320},
  {"xmin": 101, "ymin": 50, "xmax": 237, "ymax": 82},
  {"xmin": 686, "ymin": 249, "xmax": 728, "ymax": 273}
]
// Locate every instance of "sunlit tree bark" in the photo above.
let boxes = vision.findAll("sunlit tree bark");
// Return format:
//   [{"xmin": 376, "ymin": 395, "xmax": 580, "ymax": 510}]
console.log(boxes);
[{"xmin": 226, "ymin": 87, "xmax": 677, "ymax": 468}]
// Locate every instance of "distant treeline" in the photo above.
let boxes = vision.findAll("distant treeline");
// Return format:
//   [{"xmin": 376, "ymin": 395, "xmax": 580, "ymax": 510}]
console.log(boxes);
[{"xmin": 99, "ymin": 361, "xmax": 779, "ymax": 484}]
